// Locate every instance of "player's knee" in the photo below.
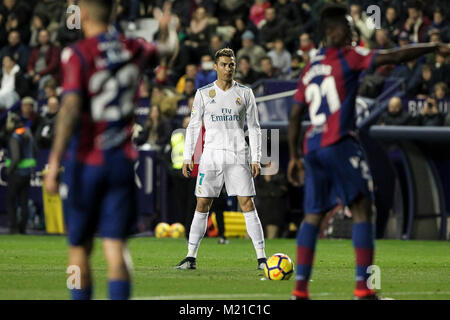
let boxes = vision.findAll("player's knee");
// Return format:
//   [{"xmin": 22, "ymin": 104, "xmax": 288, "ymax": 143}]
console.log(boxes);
[
  {"xmin": 238, "ymin": 197, "xmax": 254, "ymax": 212},
  {"xmin": 196, "ymin": 198, "xmax": 213, "ymax": 213},
  {"xmin": 350, "ymin": 195, "xmax": 373, "ymax": 223},
  {"xmin": 303, "ymin": 213, "xmax": 324, "ymax": 227}
]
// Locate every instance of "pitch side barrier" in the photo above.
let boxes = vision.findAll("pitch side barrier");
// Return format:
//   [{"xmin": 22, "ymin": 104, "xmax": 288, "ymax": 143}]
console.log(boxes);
[{"xmin": 368, "ymin": 126, "xmax": 450, "ymax": 240}]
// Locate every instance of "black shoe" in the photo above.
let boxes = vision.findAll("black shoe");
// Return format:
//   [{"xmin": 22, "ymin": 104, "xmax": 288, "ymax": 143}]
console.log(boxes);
[
  {"xmin": 257, "ymin": 258, "xmax": 267, "ymax": 270},
  {"xmin": 175, "ymin": 257, "xmax": 196, "ymax": 270}
]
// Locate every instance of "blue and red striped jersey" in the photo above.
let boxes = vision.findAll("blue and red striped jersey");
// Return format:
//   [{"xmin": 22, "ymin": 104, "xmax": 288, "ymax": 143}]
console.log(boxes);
[
  {"xmin": 60, "ymin": 28, "xmax": 158, "ymax": 165},
  {"xmin": 294, "ymin": 46, "xmax": 377, "ymax": 154}
]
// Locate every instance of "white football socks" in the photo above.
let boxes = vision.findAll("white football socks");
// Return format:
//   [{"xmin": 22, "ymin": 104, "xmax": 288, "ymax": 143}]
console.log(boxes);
[
  {"xmin": 187, "ymin": 211, "xmax": 209, "ymax": 258},
  {"xmin": 243, "ymin": 210, "xmax": 266, "ymax": 259}
]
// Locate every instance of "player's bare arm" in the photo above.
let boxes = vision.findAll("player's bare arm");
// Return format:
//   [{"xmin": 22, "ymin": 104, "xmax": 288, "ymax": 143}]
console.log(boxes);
[
  {"xmin": 287, "ymin": 103, "xmax": 306, "ymax": 186},
  {"xmin": 374, "ymin": 42, "xmax": 450, "ymax": 67},
  {"xmin": 182, "ymin": 160, "xmax": 194, "ymax": 178},
  {"xmin": 44, "ymin": 93, "xmax": 81, "ymax": 194}
]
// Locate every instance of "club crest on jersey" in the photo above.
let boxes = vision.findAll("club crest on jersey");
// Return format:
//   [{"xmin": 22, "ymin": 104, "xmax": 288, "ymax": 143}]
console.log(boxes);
[
  {"xmin": 235, "ymin": 97, "xmax": 242, "ymax": 105},
  {"xmin": 209, "ymin": 89, "xmax": 216, "ymax": 98},
  {"xmin": 197, "ymin": 187, "xmax": 202, "ymax": 194}
]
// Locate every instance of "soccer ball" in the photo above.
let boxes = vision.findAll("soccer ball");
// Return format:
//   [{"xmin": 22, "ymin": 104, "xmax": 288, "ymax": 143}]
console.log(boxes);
[
  {"xmin": 155, "ymin": 222, "xmax": 171, "ymax": 238},
  {"xmin": 264, "ymin": 253, "xmax": 294, "ymax": 280},
  {"xmin": 170, "ymin": 223, "xmax": 185, "ymax": 238}
]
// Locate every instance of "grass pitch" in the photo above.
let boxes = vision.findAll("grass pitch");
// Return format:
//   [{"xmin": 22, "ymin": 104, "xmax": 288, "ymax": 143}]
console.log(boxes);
[{"xmin": 0, "ymin": 235, "xmax": 449, "ymax": 300}]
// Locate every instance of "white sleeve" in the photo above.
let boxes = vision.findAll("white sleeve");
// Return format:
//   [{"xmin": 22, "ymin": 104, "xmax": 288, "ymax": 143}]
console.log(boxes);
[
  {"xmin": 246, "ymin": 89, "xmax": 262, "ymax": 163},
  {"xmin": 183, "ymin": 90, "xmax": 204, "ymax": 161}
]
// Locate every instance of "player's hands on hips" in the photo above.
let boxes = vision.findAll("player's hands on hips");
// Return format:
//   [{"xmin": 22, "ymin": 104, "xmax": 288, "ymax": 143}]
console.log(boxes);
[
  {"xmin": 44, "ymin": 161, "xmax": 60, "ymax": 195},
  {"xmin": 182, "ymin": 160, "xmax": 194, "ymax": 178},
  {"xmin": 251, "ymin": 162, "xmax": 261, "ymax": 178},
  {"xmin": 287, "ymin": 157, "xmax": 304, "ymax": 187}
]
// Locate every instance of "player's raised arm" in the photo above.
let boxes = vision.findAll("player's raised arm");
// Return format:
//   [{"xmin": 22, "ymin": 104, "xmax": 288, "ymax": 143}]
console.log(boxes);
[
  {"xmin": 182, "ymin": 90, "xmax": 204, "ymax": 177},
  {"xmin": 373, "ymin": 42, "xmax": 450, "ymax": 68},
  {"xmin": 246, "ymin": 89, "xmax": 261, "ymax": 177}
]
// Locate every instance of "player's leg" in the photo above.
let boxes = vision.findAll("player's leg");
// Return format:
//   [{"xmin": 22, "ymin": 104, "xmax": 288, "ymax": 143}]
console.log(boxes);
[
  {"xmin": 176, "ymin": 150, "xmax": 224, "ymax": 269},
  {"xmin": 350, "ymin": 195, "xmax": 377, "ymax": 299},
  {"xmin": 99, "ymin": 154, "xmax": 138, "ymax": 300},
  {"xmin": 175, "ymin": 197, "xmax": 214, "ymax": 269},
  {"xmin": 292, "ymin": 151, "xmax": 335, "ymax": 300},
  {"xmin": 102, "ymin": 239, "xmax": 133, "ymax": 300},
  {"xmin": 237, "ymin": 196, "xmax": 267, "ymax": 269},
  {"xmin": 325, "ymin": 137, "xmax": 377, "ymax": 299},
  {"xmin": 68, "ymin": 238, "xmax": 94, "ymax": 300}
]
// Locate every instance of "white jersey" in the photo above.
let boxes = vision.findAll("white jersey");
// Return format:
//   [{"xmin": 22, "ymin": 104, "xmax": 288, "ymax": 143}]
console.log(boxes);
[{"xmin": 183, "ymin": 80, "xmax": 262, "ymax": 163}]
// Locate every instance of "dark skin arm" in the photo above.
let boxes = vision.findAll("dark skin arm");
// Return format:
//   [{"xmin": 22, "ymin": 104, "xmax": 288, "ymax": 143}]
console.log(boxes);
[
  {"xmin": 373, "ymin": 42, "xmax": 450, "ymax": 67},
  {"xmin": 44, "ymin": 93, "xmax": 81, "ymax": 194},
  {"xmin": 287, "ymin": 102, "xmax": 307, "ymax": 186}
]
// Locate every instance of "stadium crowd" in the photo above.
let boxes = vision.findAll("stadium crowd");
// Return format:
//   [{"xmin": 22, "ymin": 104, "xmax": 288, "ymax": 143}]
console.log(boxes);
[{"xmin": 0, "ymin": 0, "xmax": 449, "ymax": 236}]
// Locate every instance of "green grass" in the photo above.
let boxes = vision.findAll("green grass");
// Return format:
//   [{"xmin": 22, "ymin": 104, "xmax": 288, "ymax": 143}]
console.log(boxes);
[{"xmin": 0, "ymin": 235, "xmax": 449, "ymax": 300}]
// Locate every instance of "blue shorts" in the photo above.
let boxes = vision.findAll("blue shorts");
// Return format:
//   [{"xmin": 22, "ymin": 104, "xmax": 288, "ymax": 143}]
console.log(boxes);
[
  {"xmin": 62, "ymin": 152, "xmax": 137, "ymax": 246},
  {"xmin": 304, "ymin": 137, "xmax": 373, "ymax": 214}
]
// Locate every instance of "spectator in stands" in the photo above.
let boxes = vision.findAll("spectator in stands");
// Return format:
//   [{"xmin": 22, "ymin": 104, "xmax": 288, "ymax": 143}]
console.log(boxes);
[
  {"xmin": 184, "ymin": 6, "xmax": 212, "ymax": 58},
  {"xmin": 425, "ymin": 7, "xmax": 449, "ymax": 43},
  {"xmin": 229, "ymin": 17, "xmax": 250, "ymax": 53},
  {"xmin": 267, "ymin": 38, "xmax": 291, "ymax": 75},
  {"xmin": 32, "ymin": 0, "xmax": 64, "ymax": 36},
  {"xmin": 259, "ymin": 7, "xmax": 288, "ymax": 50},
  {"xmin": 259, "ymin": 56, "xmax": 280, "ymax": 79},
  {"xmin": 216, "ymin": 0, "xmax": 249, "ymax": 26},
  {"xmin": 35, "ymin": 95, "xmax": 58, "ymax": 149},
  {"xmin": 377, "ymin": 96, "xmax": 412, "ymax": 126},
  {"xmin": 350, "ymin": 3, "xmax": 376, "ymax": 48},
  {"xmin": 402, "ymin": 0, "xmax": 432, "ymax": 43},
  {"xmin": 0, "ymin": 0, "xmax": 32, "ymax": 44},
  {"xmin": 134, "ymin": 104, "xmax": 172, "ymax": 149},
  {"xmin": 27, "ymin": 28, "xmax": 60, "ymax": 97},
  {"xmin": 236, "ymin": 30, "xmax": 266, "ymax": 72},
  {"xmin": 434, "ymin": 82, "xmax": 448, "ymax": 100},
  {"xmin": 382, "ymin": 5, "xmax": 402, "ymax": 43},
  {"xmin": 1, "ymin": 29, "xmax": 29, "ymax": 71},
  {"xmin": 297, "ymin": 32, "xmax": 317, "ymax": 61},
  {"xmin": 176, "ymin": 63, "xmax": 198, "ymax": 94},
  {"xmin": 432, "ymin": 53, "xmax": 449, "ymax": 84},
  {"xmin": 208, "ymin": 33, "xmax": 225, "ymax": 57},
  {"xmin": 416, "ymin": 64, "xmax": 435, "ymax": 98},
  {"xmin": 375, "ymin": 29, "xmax": 395, "ymax": 50},
  {"xmin": 285, "ymin": 54, "xmax": 303, "ymax": 80},
  {"xmin": 29, "ymin": 13, "xmax": 50, "ymax": 47},
  {"xmin": 390, "ymin": 58, "xmax": 423, "ymax": 97},
  {"xmin": 182, "ymin": 78, "xmax": 196, "ymax": 99},
  {"xmin": 20, "ymin": 96, "xmax": 38, "ymax": 133},
  {"xmin": 151, "ymin": 84, "xmax": 180, "ymax": 118},
  {"xmin": 195, "ymin": 54, "xmax": 216, "ymax": 89},
  {"xmin": 43, "ymin": 77, "xmax": 58, "ymax": 100},
  {"xmin": 398, "ymin": 30, "xmax": 411, "ymax": 47},
  {"xmin": 418, "ymin": 95, "xmax": 445, "ymax": 126},
  {"xmin": 235, "ymin": 55, "xmax": 262, "ymax": 86},
  {"xmin": 249, "ymin": 0, "xmax": 270, "ymax": 28},
  {"xmin": 154, "ymin": 64, "xmax": 169, "ymax": 86},
  {"xmin": 0, "ymin": 54, "xmax": 29, "ymax": 110},
  {"xmin": 255, "ymin": 161, "xmax": 289, "ymax": 239}
]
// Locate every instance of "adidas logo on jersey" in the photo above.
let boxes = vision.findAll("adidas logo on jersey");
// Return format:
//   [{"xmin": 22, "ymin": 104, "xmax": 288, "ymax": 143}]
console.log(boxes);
[{"xmin": 210, "ymin": 99, "xmax": 216, "ymax": 104}]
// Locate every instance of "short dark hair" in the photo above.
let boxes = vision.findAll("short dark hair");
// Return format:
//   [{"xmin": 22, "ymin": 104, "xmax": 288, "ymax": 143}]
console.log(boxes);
[
  {"xmin": 214, "ymin": 48, "xmax": 235, "ymax": 64},
  {"xmin": 319, "ymin": 3, "xmax": 349, "ymax": 39},
  {"xmin": 80, "ymin": 0, "xmax": 114, "ymax": 24},
  {"xmin": 238, "ymin": 55, "xmax": 251, "ymax": 64}
]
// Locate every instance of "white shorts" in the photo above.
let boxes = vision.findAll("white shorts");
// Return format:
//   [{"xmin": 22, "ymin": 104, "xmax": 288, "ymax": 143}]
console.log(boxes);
[{"xmin": 195, "ymin": 148, "xmax": 256, "ymax": 198}]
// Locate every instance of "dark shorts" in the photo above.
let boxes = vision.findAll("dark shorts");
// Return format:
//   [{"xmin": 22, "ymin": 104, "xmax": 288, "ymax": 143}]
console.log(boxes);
[
  {"xmin": 303, "ymin": 137, "xmax": 373, "ymax": 214},
  {"xmin": 62, "ymin": 152, "xmax": 137, "ymax": 246}
]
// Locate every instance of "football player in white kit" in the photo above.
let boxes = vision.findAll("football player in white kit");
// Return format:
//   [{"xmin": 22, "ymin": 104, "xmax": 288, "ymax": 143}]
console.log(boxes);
[{"xmin": 175, "ymin": 48, "xmax": 267, "ymax": 270}]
